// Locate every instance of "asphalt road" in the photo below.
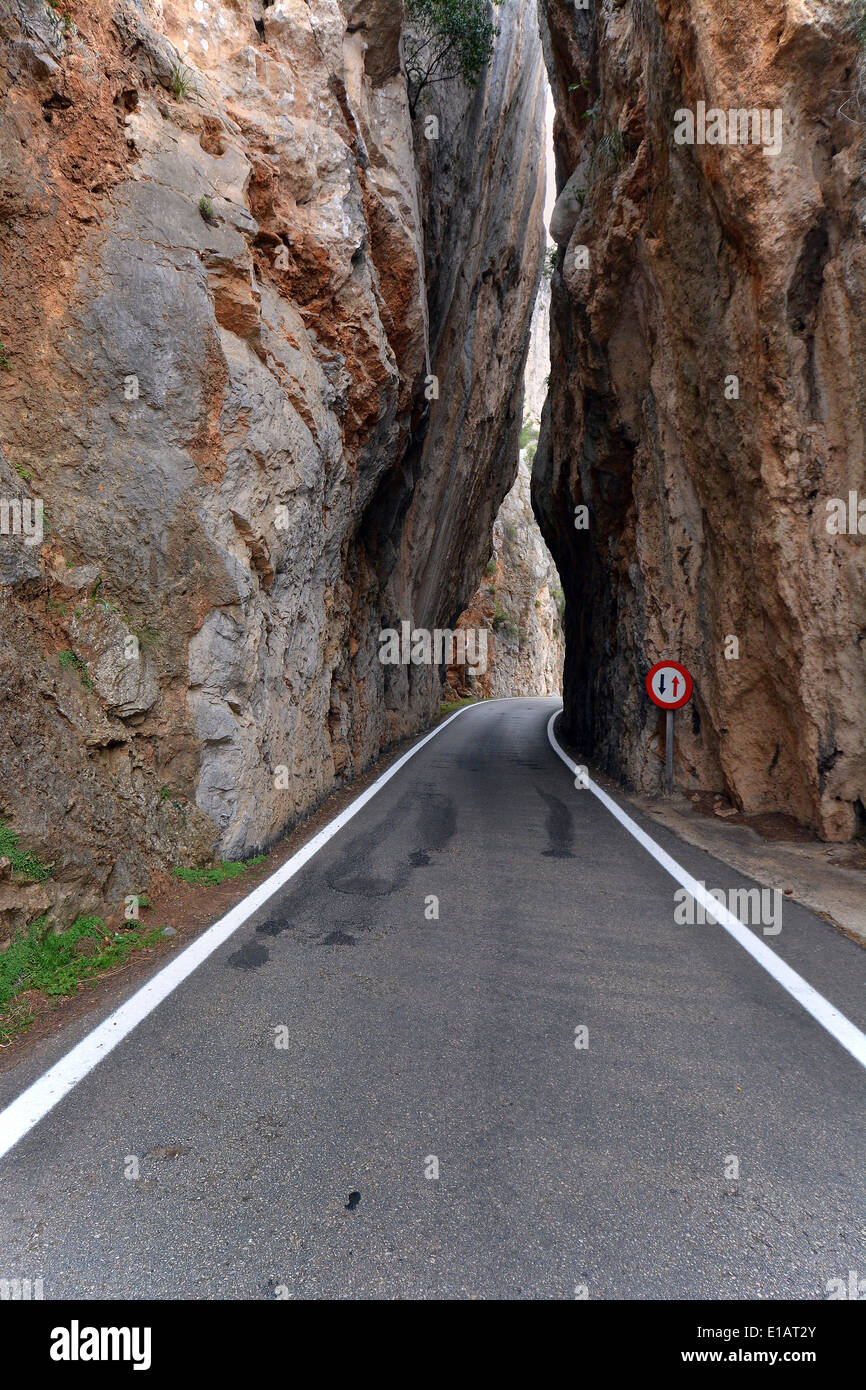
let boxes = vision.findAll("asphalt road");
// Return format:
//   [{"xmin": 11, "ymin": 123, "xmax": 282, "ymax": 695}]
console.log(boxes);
[{"xmin": 0, "ymin": 697, "xmax": 864, "ymax": 1299}]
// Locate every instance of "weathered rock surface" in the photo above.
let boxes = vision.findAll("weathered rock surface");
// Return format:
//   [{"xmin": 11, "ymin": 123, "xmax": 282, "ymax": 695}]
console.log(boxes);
[
  {"xmin": 523, "ymin": 271, "xmax": 551, "ymax": 421},
  {"xmin": 0, "ymin": 0, "xmax": 544, "ymax": 938},
  {"xmin": 534, "ymin": 0, "xmax": 866, "ymax": 839},
  {"xmin": 370, "ymin": 0, "xmax": 548, "ymax": 720},
  {"xmin": 452, "ymin": 280, "xmax": 563, "ymax": 701},
  {"xmin": 449, "ymin": 453, "xmax": 563, "ymax": 701}
]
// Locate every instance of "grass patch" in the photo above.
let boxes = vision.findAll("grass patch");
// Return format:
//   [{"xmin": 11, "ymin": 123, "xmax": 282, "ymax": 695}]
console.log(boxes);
[
  {"xmin": 0, "ymin": 916, "xmax": 162, "ymax": 1044},
  {"xmin": 171, "ymin": 63, "xmax": 196, "ymax": 100},
  {"xmin": 0, "ymin": 994, "xmax": 41, "ymax": 1046},
  {"xmin": 437, "ymin": 697, "xmax": 477, "ymax": 722},
  {"xmin": 0, "ymin": 822, "xmax": 51, "ymax": 883},
  {"xmin": 172, "ymin": 856, "xmax": 266, "ymax": 888},
  {"xmin": 58, "ymin": 648, "xmax": 92, "ymax": 689},
  {"xmin": 90, "ymin": 576, "xmax": 118, "ymax": 612},
  {"xmin": 133, "ymin": 623, "xmax": 162, "ymax": 651}
]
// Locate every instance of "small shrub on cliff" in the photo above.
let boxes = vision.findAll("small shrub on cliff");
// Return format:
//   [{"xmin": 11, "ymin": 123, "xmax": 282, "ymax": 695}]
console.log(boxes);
[
  {"xmin": 849, "ymin": 1, "xmax": 866, "ymax": 46},
  {"xmin": 0, "ymin": 340, "xmax": 10, "ymax": 371},
  {"xmin": 46, "ymin": 0, "xmax": 72, "ymax": 28},
  {"xmin": 519, "ymin": 419, "xmax": 539, "ymax": 451},
  {"xmin": 91, "ymin": 575, "xmax": 118, "ymax": 612},
  {"xmin": 137, "ymin": 624, "xmax": 162, "ymax": 648},
  {"xmin": 171, "ymin": 63, "xmax": 196, "ymax": 101},
  {"xmin": 198, "ymin": 195, "xmax": 215, "ymax": 223},
  {"xmin": 492, "ymin": 607, "xmax": 518, "ymax": 641},
  {"xmin": 404, "ymin": 0, "xmax": 498, "ymax": 118},
  {"xmin": 0, "ymin": 823, "xmax": 52, "ymax": 883},
  {"xmin": 839, "ymin": 10, "xmax": 866, "ymax": 123},
  {"xmin": 58, "ymin": 648, "xmax": 92, "ymax": 690},
  {"xmin": 593, "ymin": 129, "xmax": 625, "ymax": 173},
  {"xmin": 541, "ymin": 247, "xmax": 560, "ymax": 281}
]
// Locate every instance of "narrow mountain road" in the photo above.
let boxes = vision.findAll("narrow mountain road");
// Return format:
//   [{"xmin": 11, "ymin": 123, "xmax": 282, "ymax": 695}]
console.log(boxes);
[{"xmin": 0, "ymin": 698, "xmax": 864, "ymax": 1299}]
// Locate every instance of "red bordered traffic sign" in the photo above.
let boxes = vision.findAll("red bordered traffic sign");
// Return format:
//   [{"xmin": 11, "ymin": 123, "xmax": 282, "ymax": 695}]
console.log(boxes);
[{"xmin": 646, "ymin": 659, "xmax": 693, "ymax": 710}]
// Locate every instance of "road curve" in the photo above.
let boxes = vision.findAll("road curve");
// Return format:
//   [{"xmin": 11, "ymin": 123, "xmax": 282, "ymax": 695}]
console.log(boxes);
[{"xmin": 0, "ymin": 697, "xmax": 863, "ymax": 1299}]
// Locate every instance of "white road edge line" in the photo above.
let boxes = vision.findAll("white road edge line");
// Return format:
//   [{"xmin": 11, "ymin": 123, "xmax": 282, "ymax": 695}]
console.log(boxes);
[
  {"xmin": 0, "ymin": 706, "xmax": 475, "ymax": 1162},
  {"xmin": 547, "ymin": 709, "xmax": 866, "ymax": 1071}
]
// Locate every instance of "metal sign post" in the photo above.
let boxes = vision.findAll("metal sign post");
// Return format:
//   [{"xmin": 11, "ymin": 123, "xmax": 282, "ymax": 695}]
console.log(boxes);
[
  {"xmin": 666, "ymin": 709, "xmax": 674, "ymax": 793},
  {"xmin": 646, "ymin": 659, "xmax": 694, "ymax": 795}
]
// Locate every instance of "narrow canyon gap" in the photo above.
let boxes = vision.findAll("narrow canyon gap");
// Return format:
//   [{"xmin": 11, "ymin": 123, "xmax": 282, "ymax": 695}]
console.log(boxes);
[{"xmin": 1, "ymin": 0, "xmax": 865, "ymax": 944}]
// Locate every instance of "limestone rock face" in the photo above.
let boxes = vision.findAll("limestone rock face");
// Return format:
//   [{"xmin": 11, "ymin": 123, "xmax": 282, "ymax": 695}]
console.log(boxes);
[
  {"xmin": 535, "ymin": 0, "xmax": 866, "ymax": 839},
  {"xmin": 370, "ymin": 0, "xmax": 548, "ymax": 724},
  {"xmin": 0, "ymin": 0, "xmax": 544, "ymax": 937},
  {"xmin": 452, "ymin": 281, "xmax": 563, "ymax": 702},
  {"xmin": 449, "ymin": 454, "xmax": 563, "ymax": 701},
  {"xmin": 523, "ymin": 273, "xmax": 551, "ymax": 422}
]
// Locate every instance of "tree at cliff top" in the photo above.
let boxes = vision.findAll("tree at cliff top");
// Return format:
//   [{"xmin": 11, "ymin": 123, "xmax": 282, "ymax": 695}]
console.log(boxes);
[{"xmin": 404, "ymin": 0, "xmax": 498, "ymax": 117}]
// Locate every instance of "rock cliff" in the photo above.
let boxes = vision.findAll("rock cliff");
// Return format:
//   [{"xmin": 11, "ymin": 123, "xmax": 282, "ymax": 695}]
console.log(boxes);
[
  {"xmin": 451, "ymin": 277, "xmax": 564, "ymax": 701},
  {"xmin": 448, "ymin": 451, "xmax": 563, "ymax": 701},
  {"xmin": 0, "ymin": 0, "xmax": 544, "ymax": 938},
  {"xmin": 534, "ymin": 0, "xmax": 866, "ymax": 839}
]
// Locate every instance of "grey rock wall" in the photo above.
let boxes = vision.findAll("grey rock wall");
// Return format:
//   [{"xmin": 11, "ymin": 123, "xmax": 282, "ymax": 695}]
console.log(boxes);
[{"xmin": 0, "ymin": 0, "xmax": 544, "ymax": 939}]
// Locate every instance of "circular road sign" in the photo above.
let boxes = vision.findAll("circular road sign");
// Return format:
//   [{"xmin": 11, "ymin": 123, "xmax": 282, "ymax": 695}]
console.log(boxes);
[{"xmin": 646, "ymin": 659, "xmax": 693, "ymax": 710}]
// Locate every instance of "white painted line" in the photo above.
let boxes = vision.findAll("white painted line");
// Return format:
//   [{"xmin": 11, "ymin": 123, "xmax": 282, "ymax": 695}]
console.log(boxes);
[
  {"xmin": 0, "ymin": 707, "xmax": 475, "ymax": 1162},
  {"xmin": 547, "ymin": 709, "xmax": 866, "ymax": 1071}
]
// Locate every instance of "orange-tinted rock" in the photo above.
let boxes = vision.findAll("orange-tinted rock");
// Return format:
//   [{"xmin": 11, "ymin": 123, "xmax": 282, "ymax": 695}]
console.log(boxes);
[{"xmin": 535, "ymin": 0, "xmax": 866, "ymax": 840}]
